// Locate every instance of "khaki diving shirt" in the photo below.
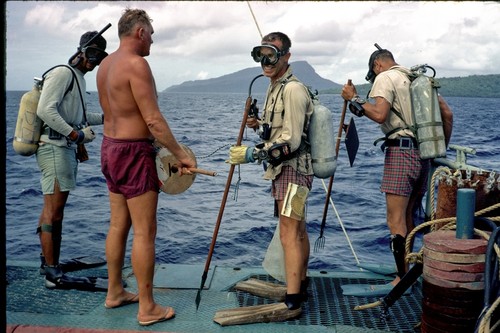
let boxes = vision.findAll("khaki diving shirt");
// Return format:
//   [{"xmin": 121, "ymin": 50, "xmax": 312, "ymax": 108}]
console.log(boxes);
[
  {"xmin": 260, "ymin": 67, "xmax": 314, "ymax": 180},
  {"xmin": 369, "ymin": 65, "xmax": 415, "ymax": 139}
]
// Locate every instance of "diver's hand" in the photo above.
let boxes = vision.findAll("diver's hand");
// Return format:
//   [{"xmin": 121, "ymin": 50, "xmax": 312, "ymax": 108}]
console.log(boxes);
[
  {"xmin": 71, "ymin": 127, "xmax": 95, "ymax": 144},
  {"xmin": 341, "ymin": 84, "xmax": 357, "ymax": 101},
  {"xmin": 246, "ymin": 117, "xmax": 260, "ymax": 131}
]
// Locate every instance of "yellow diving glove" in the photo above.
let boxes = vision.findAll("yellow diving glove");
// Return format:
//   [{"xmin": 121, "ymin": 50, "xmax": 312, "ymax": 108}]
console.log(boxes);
[{"xmin": 227, "ymin": 145, "xmax": 256, "ymax": 164}]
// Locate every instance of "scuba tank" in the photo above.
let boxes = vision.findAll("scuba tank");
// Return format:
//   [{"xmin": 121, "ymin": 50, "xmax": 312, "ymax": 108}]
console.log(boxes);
[
  {"xmin": 410, "ymin": 65, "xmax": 447, "ymax": 159},
  {"xmin": 273, "ymin": 79, "xmax": 337, "ymax": 178},
  {"xmin": 13, "ymin": 78, "xmax": 44, "ymax": 156},
  {"xmin": 308, "ymin": 98, "xmax": 337, "ymax": 178}
]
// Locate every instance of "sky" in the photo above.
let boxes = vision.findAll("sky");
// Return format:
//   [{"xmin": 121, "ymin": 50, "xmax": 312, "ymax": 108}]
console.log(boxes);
[{"xmin": 5, "ymin": 1, "xmax": 500, "ymax": 92}]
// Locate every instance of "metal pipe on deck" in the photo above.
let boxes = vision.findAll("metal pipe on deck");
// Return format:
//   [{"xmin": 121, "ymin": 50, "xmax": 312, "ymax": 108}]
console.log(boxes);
[{"xmin": 456, "ymin": 188, "xmax": 476, "ymax": 239}]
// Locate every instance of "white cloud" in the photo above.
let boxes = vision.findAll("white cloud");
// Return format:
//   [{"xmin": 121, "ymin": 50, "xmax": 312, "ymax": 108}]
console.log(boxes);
[
  {"xmin": 6, "ymin": 1, "xmax": 500, "ymax": 91},
  {"xmin": 197, "ymin": 71, "xmax": 209, "ymax": 80},
  {"xmin": 24, "ymin": 3, "xmax": 66, "ymax": 30}
]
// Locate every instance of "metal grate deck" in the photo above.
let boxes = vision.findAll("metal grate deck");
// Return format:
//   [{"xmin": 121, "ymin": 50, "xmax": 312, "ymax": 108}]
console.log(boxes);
[
  {"xmin": 7, "ymin": 263, "xmax": 421, "ymax": 332},
  {"xmin": 6, "ymin": 265, "xmax": 107, "ymax": 315},
  {"xmin": 230, "ymin": 274, "xmax": 422, "ymax": 332}
]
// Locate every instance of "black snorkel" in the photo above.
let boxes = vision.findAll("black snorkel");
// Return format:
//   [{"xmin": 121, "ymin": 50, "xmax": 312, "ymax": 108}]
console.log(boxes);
[
  {"xmin": 365, "ymin": 43, "xmax": 383, "ymax": 83},
  {"xmin": 68, "ymin": 23, "xmax": 112, "ymax": 67}
]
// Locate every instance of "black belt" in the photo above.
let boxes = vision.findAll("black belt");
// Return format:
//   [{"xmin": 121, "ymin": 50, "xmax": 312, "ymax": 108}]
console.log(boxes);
[{"xmin": 383, "ymin": 137, "xmax": 418, "ymax": 150}]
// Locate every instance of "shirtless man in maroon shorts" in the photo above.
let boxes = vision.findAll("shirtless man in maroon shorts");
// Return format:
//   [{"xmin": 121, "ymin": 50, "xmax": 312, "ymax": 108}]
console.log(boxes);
[{"xmin": 96, "ymin": 8, "xmax": 196, "ymax": 326}]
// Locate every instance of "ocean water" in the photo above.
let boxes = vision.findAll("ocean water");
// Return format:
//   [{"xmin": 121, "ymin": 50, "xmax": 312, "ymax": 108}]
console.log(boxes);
[{"xmin": 5, "ymin": 90, "xmax": 500, "ymax": 272}]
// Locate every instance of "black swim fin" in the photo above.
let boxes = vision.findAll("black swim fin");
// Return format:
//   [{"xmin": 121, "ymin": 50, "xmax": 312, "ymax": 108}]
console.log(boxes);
[
  {"xmin": 40, "ymin": 255, "xmax": 106, "ymax": 275},
  {"xmin": 45, "ymin": 274, "xmax": 108, "ymax": 292},
  {"xmin": 60, "ymin": 256, "xmax": 107, "ymax": 273}
]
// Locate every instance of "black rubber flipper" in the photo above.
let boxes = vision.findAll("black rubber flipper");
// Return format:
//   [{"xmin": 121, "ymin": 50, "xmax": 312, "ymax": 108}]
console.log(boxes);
[
  {"xmin": 40, "ymin": 255, "xmax": 107, "ymax": 275},
  {"xmin": 47, "ymin": 275, "xmax": 109, "ymax": 292},
  {"xmin": 59, "ymin": 256, "xmax": 107, "ymax": 273}
]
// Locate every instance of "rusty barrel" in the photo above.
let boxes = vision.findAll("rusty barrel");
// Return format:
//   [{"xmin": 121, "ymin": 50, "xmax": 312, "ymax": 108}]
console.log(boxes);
[
  {"xmin": 421, "ymin": 230, "xmax": 486, "ymax": 333},
  {"xmin": 435, "ymin": 170, "xmax": 500, "ymax": 229}
]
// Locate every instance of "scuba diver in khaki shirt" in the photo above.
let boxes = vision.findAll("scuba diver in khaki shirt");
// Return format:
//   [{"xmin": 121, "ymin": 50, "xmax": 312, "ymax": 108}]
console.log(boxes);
[
  {"xmin": 341, "ymin": 48, "xmax": 453, "ymax": 292},
  {"xmin": 228, "ymin": 32, "xmax": 314, "ymax": 315}
]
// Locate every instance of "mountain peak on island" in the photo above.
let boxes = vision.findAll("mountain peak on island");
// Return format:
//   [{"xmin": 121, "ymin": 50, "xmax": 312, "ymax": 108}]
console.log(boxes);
[{"xmin": 163, "ymin": 61, "xmax": 341, "ymax": 94}]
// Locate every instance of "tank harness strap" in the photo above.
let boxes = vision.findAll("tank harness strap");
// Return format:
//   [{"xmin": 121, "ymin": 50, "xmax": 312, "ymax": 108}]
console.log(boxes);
[
  {"xmin": 280, "ymin": 75, "xmax": 310, "ymax": 134},
  {"xmin": 374, "ymin": 127, "xmax": 404, "ymax": 151},
  {"xmin": 261, "ymin": 74, "xmax": 293, "ymax": 128},
  {"xmin": 373, "ymin": 107, "xmax": 415, "ymax": 151},
  {"xmin": 41, "ymin": 65, "xmax": 76, "ymax": 97},
  {"xmin": 41, "ymin": 65, "xmax": 76, "ymax": 134},
  {"xmin": 279, "ymin": 74, "xmax": 295, "ymax": 119},
  {"xmin": 277, "ymin": 75, "xmax": 311, "ymax": 158},
  {"xmin": 390, "ymin": 107, "xmax": 415, "ymax": 133}
]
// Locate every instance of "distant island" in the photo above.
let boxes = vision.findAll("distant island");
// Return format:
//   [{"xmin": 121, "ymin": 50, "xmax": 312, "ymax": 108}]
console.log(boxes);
[
  {"xmin": 163, "ymin": 61, "xmax": 500, "ymax": 98},
  {"xmin": 163, "ymin": 61, "xmax": 340, "ymax": 95},
  {"xmin": 350, "ymin": 74, "xmax": 500, "ymax": 99}
]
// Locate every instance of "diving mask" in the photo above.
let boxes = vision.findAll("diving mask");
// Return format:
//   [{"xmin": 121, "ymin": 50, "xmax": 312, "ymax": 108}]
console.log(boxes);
[
  {"xmin": 82, "ymin": 46, "xmax": 108, "ymax": 66},
  {"xmin": 366, "ymin": 50, "xmax": 383, "ymax": 83},
  {"xmin": 365, "ymin": 45, "xmax": 389, "ymax": 83},
  {"xmin": 251, "ymin": 45, "xmax": 287, "ymax": 66}
]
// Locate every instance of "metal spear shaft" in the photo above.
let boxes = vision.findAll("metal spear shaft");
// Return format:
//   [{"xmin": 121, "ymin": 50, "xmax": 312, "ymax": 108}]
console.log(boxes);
[{"xmin": 195, "ymin": 74, "xmax": 264, "ymax": 309}]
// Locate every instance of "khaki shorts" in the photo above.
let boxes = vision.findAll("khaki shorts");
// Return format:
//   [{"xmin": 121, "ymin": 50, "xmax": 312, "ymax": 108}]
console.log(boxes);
[{"xmin": 36, "ymin": 143, "xmax": 78, "ymax": 194}]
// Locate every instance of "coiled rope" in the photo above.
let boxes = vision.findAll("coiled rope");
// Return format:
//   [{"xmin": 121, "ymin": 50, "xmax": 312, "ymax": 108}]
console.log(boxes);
[
  {"xmin": 478, "ymin": 293, "xmax": 500, "ymax": 333},
  {"xmin": 404, "ymin": 166, "xmax": 500, "ymax": 333},
  {"xmin": 356, "ymin": 166, "xmax": 500, "ymax": 331},
  {"xmin": 406, "ymin": 166, "xmax": 500, "ymax": 263}
]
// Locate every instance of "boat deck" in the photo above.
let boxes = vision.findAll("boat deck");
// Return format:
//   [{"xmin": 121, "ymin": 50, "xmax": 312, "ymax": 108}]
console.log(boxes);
[{"xmin": 6, "ymin": 261, "xmax": 422, "ymax": 333}]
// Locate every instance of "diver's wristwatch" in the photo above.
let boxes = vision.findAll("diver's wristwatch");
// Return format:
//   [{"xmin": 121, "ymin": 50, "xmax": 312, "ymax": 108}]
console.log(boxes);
[{"xmin": 351, "ymin": 96, "xmax": 366, "ymax": 105}]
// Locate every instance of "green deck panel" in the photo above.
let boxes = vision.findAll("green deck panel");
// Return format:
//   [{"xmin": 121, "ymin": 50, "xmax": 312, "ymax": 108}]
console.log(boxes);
[{"xmin": 153, "ymin": 264, "xmax": 214, "ymax": 289}]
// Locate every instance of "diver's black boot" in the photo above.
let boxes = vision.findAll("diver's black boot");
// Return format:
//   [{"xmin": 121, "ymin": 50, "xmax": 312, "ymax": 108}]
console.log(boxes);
[
  {"xmin": 300, "ymin": 277, "xmax": 310, "ymax": 302},
  {"xmin": 44, "ymin": 265, "xmax": 64, "ymax": 289},
  {"xmin": 285, "ymin": 293, "xmax": 302, "ymax": 310},
  {"xmin": 390, "ymin": 234, "xmax": 407, "ymax": 279}
]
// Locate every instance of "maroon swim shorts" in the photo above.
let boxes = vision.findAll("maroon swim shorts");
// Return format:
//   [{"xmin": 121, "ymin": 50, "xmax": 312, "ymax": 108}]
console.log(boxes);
[{"xmin": 101, "ymin": 136, "xmax": 160, "ymax": 199}]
